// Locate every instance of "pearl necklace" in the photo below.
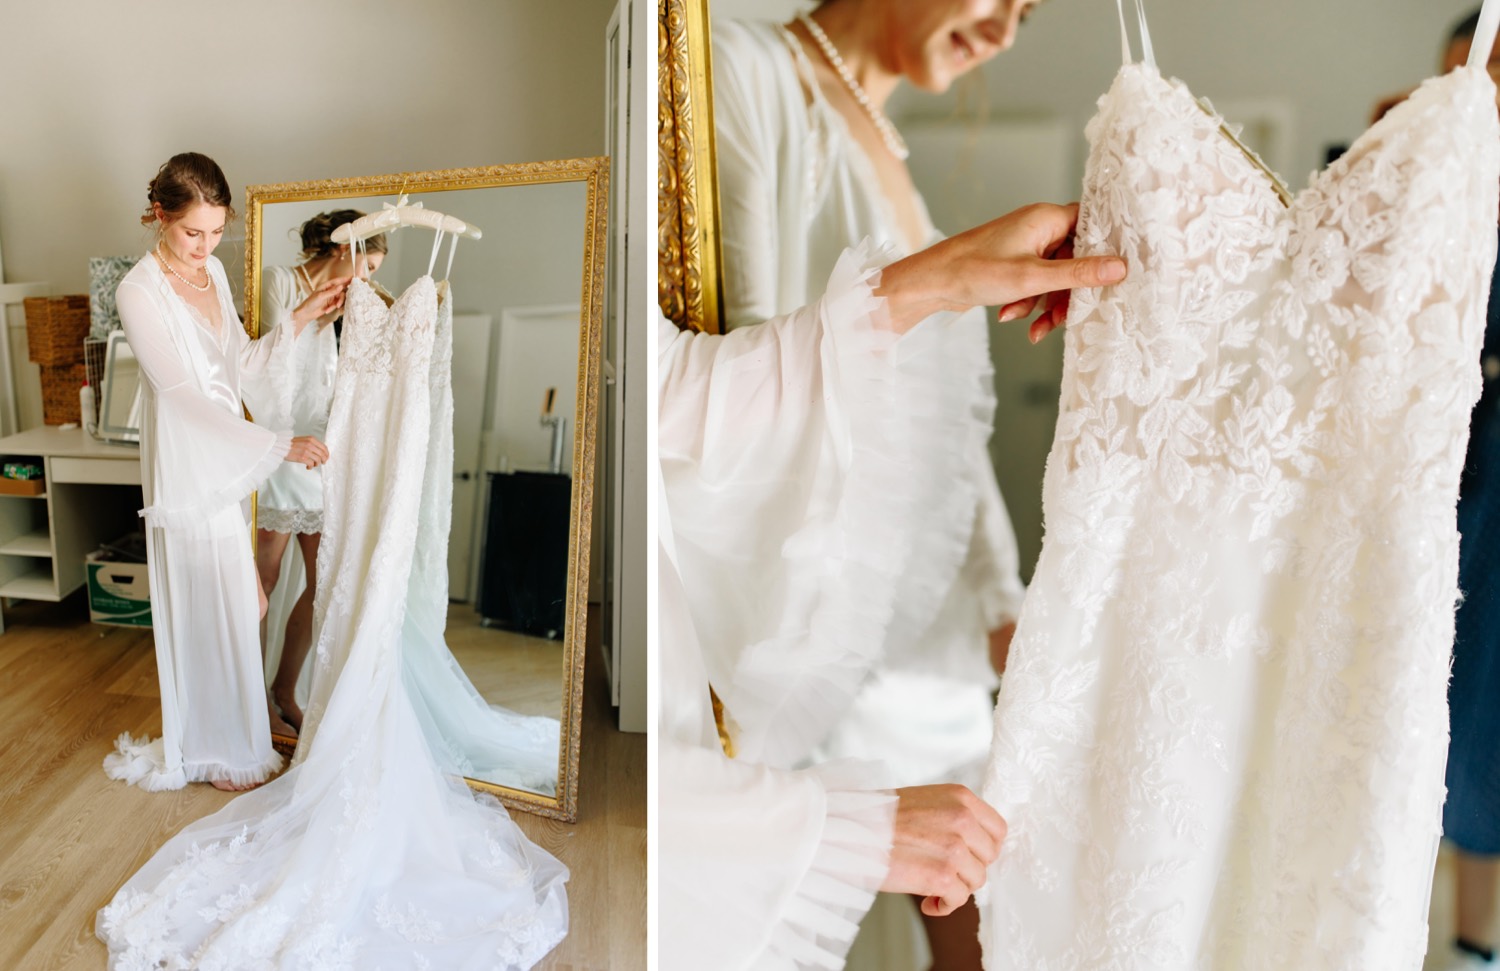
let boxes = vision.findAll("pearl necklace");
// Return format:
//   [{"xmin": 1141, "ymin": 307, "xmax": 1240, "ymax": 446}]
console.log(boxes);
[
  {"xmin": 797, "ymin": 13, "xmax": 910, "ymax": 161},
  {"xmin": 156, "ymin": 241, "xmax": 212, "ymax": 293}
]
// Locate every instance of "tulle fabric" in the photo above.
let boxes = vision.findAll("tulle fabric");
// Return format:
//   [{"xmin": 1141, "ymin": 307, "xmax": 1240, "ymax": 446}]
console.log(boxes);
[
  {"xmin": 399, "ymin": 280, "xmax": 561, "ymax": 796},
  {"xmin": 97, "ymin": 274, "xmax": 568, "ymax": 970}
]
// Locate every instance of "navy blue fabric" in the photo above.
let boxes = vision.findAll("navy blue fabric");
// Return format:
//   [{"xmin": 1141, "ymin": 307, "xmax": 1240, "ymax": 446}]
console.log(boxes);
[{"xmin": 1445, "ymin": 232, "xmax": 1500, "ymax": 856}]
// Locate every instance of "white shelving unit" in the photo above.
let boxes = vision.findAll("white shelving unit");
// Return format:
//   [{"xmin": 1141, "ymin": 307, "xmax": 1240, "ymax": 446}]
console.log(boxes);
[{"xmin": 0, "ymin": 425, "xmax": 142, "ymax": 630}]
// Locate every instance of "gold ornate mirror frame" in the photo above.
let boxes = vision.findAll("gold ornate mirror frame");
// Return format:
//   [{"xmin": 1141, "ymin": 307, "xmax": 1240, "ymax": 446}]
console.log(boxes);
[
  {"xmin": 243, "ymin": 158, "xmax": 610, "ymax": 822},
  {"xmin": 658, "ymin": 0, "xmax": 723, "ymax": 334}
]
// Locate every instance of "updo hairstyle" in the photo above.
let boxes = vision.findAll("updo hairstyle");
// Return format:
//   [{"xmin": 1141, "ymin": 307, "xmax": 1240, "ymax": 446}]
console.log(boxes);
[
  {"xmin": 139, "ymin": 152, "xmax": 235, "ymax": 227},
  {"xmin": 297, "ymin": 210, "xmax": 389, "ymax": 263}
]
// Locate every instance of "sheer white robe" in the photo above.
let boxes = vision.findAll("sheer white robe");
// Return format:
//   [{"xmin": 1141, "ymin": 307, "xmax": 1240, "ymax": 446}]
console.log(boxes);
[
  {"xmin": 103, "ymin": 252, "xmax": 292, "ymax": 791},
  {"xmin": 659, "ymin": 287, "xmax": 901, "ymax": 971},
  {"xmin": 711, "ymin": 18, "xmax": 1024, "ymax": 789}
]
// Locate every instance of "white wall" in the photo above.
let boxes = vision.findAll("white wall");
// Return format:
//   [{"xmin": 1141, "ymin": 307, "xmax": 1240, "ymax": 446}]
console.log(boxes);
[
  {"xmin": 0, "ymin": 0, "xmax": 615, "ymax": 298},
  {"xmin": 940, "ymin": 0, "xmax": 1484, "ymax": 189},
  {"xmin": 714, "ymin": 0, "xmax": 1485, "ymax": 193}
]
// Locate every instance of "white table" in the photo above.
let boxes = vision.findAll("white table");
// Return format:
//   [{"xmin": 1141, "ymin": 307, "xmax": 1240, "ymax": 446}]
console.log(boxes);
[{"xmin": 0, "ymin": 425, "xmax": 142, "ymax": 631}]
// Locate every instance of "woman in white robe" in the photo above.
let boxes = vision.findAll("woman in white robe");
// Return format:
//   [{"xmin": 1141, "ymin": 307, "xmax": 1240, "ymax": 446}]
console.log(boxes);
[
  {"xmin": 706, "ymin": 3, "xmax": 1043, "ymax": 961},
  {"xmin": 659, "ymin": 202, "xmax": 1128, "ymax": 970},
  {"xmin": 247, "ymin": 209, "xmax": 381, "ymax": 735},
  {"xmin": 102, "ymin": 153, "xmax": 338, "ymax": 792}
]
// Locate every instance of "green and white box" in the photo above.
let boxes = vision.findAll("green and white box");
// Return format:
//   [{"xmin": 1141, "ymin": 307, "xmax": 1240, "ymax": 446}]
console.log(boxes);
[{"xmin": 86, "ymin": 551, "xmax": 151, "ymax": 628}]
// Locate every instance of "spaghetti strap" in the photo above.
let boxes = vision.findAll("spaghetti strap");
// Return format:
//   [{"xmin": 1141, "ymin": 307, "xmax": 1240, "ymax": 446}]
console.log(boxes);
[
  {"xmin": 426, "ymin": 228, "xmax": 445, "ymax": 278},
  {"xmin": 442, "ymin": 232, "xmax": 459, "ymax": 283},
  {"xmin": 1115, "ymin": 0, "xmax": 1156, "ymax": 69},
  {"xmin": 1470, "ymin": 0, "xmax": 1500, "ymax": 71}
]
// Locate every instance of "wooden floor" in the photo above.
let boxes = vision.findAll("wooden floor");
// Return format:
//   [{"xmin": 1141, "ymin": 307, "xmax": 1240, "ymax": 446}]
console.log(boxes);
[
  {"xmin": 0, "ymin": 594, "xmax": 644, "ymax": 971},
  {"xmin": 448, "ymin": 602, "xmax": 565, "ymax": 718},
  {"xmin": 1425, "ymin": 843, "xmax": 1460, "ymax": 970}
]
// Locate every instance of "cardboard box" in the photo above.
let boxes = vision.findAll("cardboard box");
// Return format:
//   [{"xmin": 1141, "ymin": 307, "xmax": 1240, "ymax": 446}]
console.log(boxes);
[
  {"xmin": 86, "ymin": 551, "xmax": 151, "ymax": 627},
  {"xmin": 0, "ymin": 477, "xmax": 45, "ymax": 496}
]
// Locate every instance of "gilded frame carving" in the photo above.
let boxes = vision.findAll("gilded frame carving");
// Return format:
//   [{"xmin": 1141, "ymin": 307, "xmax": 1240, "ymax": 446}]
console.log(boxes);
[
  {"xmin": 243, "ymin": 158, "xmax": 610, "ymax": 823},
  {"xmin": 658, "ymin": 0, "xmax": 723, "ymax": 334}
]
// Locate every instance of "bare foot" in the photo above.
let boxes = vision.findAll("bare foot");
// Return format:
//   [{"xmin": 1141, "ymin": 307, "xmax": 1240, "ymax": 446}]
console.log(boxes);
[
  {"xmin": 210, "ymin": 777, "xmax": 261, "ymax": 792},
  {"xmin": 267, "ymin": 703, "xmax": 298, "ymax": 739},
  {"xmin": 272, "ymin": 690, "xmax": 304, "ymax": 733}
]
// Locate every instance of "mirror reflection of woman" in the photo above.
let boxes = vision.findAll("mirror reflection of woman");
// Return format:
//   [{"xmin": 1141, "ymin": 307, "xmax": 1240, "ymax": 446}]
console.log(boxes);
[
  {"xmin": 103, "ymin": 153, "xmax": 333, "ymax": 793},
  {"xmin": 705, "ymin": 0, "xmax": 1043, "ymax": 963},
  {"xmin": 248, "ymin": 211, "xmax": 385, "ymax": 736}
]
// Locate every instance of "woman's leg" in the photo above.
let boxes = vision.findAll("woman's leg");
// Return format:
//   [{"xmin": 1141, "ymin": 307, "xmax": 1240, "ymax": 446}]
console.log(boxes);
[
  {"xmin": 255, "ymin": 528, "xmax": 291, "ymax": 603},
  {"xmin": 1457, "ymin": 850, "xmax": 1500, "ymax": 959},
  {"xmin": 255, "ymin": 528, "xmax": 298, "ymax": 738},
  {"xmin": 270, "ymin": 531, "xmax": 321, "ymax": 731},
  {"xmin": 916, "ymin": 897, "xmax": 984, "ymax": 971}
]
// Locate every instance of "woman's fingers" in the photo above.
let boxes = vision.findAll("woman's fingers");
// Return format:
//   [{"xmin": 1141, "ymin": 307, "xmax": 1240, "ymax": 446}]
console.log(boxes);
[
  {"xmin": 287, "ymin": 436, "xmax": 330, "ymax": 469},
  {"xmin": 997, "ymin": 296, "xmax": 1038, "ymax": 323},
  {"xmin": 1023, "ymin": 254, "xmax": 1128, "ymax": 296},
  {"xmin": 879, "ymin": 202, "xmax": 1125, "ymax": 333}
]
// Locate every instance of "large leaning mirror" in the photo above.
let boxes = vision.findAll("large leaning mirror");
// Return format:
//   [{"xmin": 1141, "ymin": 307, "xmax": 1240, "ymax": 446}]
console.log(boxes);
[
  {"xmin": 659, "ymin": 0, "xmax": 721, "ymax": 334},
  {"xmin": 244, "ymin": 159, "xmax": 608, "ymax": 822}
]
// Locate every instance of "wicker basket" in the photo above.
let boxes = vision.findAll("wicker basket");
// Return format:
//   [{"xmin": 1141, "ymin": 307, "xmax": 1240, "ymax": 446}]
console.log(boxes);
[
  {"xmin": 84, "ymin": 337, "xmax": 107, "ymax": 428},
  {"xmin": 40, "ymin": 362, "xmax": 85, "ymax": 425},
  {"xmin": 24, "ymin": 295, "xmax": 90, "ymax": 366}
]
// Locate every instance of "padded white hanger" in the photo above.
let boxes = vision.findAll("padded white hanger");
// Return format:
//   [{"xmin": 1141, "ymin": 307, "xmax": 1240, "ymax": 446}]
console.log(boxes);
[{"xmin": 331, "ymin": 194, "xmax": 483, "ymax": 245}]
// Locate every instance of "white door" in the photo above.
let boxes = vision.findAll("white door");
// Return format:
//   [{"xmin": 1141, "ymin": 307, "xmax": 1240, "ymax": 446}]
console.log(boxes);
[
  {"xmin": 449, "ymin": 313, "xmax": 493, "ymax": 602},
  {"xmin": 491, "ymin": 305, "xmax": 582, "ymax": 474}
]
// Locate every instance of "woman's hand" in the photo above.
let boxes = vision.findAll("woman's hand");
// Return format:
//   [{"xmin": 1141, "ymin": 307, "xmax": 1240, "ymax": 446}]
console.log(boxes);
[
  {"xmin": 285, "ymin": 436, "xmax": 329, "ymax": 470},
  {"xmin": 881, "ymin": 783, "xmax": 1008, "ymax": 918},
  {"xmin": 292, "ymin": 277, "xmax": 352, "ymax": 330},
  {"xmin": 989, "ymin": 622, "xmax": 1016, "ymax": 677},
  {"xmin": 876, "ymin": 203, "xmax": 1127, "ymax": 340}
]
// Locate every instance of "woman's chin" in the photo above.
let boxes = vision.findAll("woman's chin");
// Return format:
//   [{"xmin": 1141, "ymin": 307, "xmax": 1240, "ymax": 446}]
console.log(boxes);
[{"xmin": 908, "ymin": 69, "xmax": 956, "ymax": 95}]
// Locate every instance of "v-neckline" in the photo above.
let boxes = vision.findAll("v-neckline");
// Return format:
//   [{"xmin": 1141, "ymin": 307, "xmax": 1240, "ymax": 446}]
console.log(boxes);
[{"xmin": 182, "ymin": 299, "xmax": 223, "ymax": 346}]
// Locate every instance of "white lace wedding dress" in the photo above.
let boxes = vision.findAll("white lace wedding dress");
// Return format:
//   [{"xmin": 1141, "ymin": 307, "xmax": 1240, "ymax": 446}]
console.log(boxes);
[
  {"xmin": 979, "ymin": 4, "xmax": 1500, "ymax": 969},
  {"xmin": 97, "ymin": 268, "xmax": 568, "ymax": 970},
  {"xmin": 399, "ymin": 274, "xmax": 562, "ymax": 796}
]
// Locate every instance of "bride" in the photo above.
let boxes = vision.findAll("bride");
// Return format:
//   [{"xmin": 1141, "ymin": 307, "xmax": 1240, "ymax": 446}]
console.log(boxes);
[{"xmin": 103, "ymin": 152, "xmax": 336, "ymax": 793}]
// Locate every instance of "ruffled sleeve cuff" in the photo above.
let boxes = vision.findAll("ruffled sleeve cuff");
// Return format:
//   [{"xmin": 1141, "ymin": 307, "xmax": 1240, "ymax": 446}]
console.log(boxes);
[
  {"xmin": 140, "ymin": 428, "xmax": 292, "ymax": 530},
  {"xmin": 763, "ymin": 763, "xmax": 897, "ymax": 971}
]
